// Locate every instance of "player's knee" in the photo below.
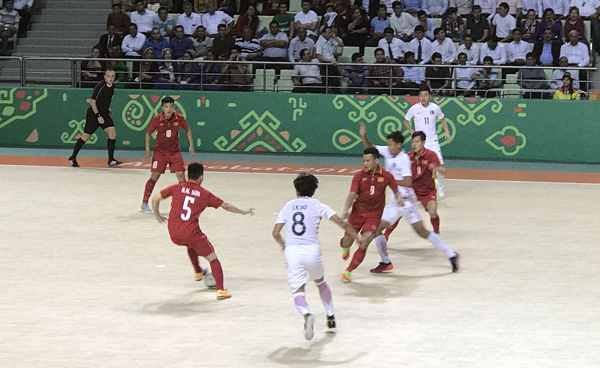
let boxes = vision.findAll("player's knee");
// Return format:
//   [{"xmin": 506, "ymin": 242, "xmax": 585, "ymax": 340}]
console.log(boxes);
[
  {"xmin": 314, "ymin": 277, "xmax": 324, "ymax": 284},
  {"xmin": 81, "ymin": 134, "xmax": 91, "ymax": 142}
]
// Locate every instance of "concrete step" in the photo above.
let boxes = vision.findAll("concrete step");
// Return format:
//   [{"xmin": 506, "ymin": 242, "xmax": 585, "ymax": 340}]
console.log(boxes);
[
  {"xmin": 38, "ymin": 13, "xmax": 107, "ymax": 22},
  {"xmin": 42, "ymin": 8, "xmax": 109, "ymax": 17},
  {"xmin": 46, "ymin": 2, "xmax": 110, "ymax": 10},
  {"xmin": 27, "ymin": 30, "xmax": 103, "ymax": 39},
  {"xmin": 19, "ymin": 38, "xmax": 98, "ymax": 47},
  {"xmin": 17, "ymin": 45, "xmax": 90, "ymax": 56},
  {"xmin": 33, "ymin": 23, "xmax": 106, "ymax": 32}
]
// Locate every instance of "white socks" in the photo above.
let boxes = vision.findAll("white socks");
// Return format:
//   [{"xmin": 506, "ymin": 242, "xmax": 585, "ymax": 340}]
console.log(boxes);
[
  {"xmin": 293, "ymin": 292, "xmax": 310, "ymax": 316},
  {"xmin": 427, "ymin": 232, "xmax": 456, "ymax": 258},
  {"xmin": 375, "ymin": 235, "xmax": 391, "ymax": 263}
]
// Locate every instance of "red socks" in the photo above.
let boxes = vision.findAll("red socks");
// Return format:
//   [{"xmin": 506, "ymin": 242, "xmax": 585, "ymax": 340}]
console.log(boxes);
[
  {"xmin": 143, "ymin": 178, "xmax": 157, "ymax": 202},
  {"xmin": 431, "ymin": 216, "xmax": 440, "ymax": 234},
  {"xmin": 209, "ymin": 259, "xmax": 224, "ymax": 290},
  {"xmin": 347, "ymin": 248, "xmax": 366, "ymax": 272},
  {"xmin": 187, "ymin": 248, "xmax": 202, "ymax": 273},
  {"xmin": 384, "ymin": 219, "xmax": 400, "ymax": 240}
]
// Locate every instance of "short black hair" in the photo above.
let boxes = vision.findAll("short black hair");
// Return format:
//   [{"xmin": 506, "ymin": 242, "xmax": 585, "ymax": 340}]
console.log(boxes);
[
  {"xmin": 378, "ymin": 4, "xmax": 387, "ymax": 10},
  {"xmin": 162, "ymin": 96, "xmax": 175, "ymax": 105},
  {"xmin": 483, "ymin": 56, "xmax": 494, "ymax": 63},
  {"xmin": 158, "ymin": 6, "xmax": 168, "ymax": 12},
  {"xmin": 472, "ymin": 5, "xmax": 481, "ymax": 11},
  {"xmin": 526, "ymin": 52, "xmax": 536, "ymax": 59},
  {"xmin": 392, "ymin": 1, "xmax": 402, "ymax": 8},
  {"xmin": 363, "ymin": 147, "xmax": 380, "ymax": 159},
  {"xmin": 294, "ymin": 173, "xmax": 319, "ymax": 197},
  {"xmin": 174, "ymin": 25, "xmax": 184, "ymax": 31},
  {"xmin": 434, "ymin": 27, "xmax": 444, "ymax": 35},
  {"xmin": 419, "ymin": 84, "xmax": 431, "ymax": 94},
  {"xmin": 217, "ymin": 23, "xmax": 227, "ymax": 29},
  {"xmin": 448, "ymin": 6, "xmax": 458, "ymax": 14},
  {"xmin": 499, "ymin": 2, "xmax": 509, "ymax": 10},
  {"xmin": 431, "ymin": 52, "xmax": 442, "ymax": 60},
  {"xmin": 417, "ymin": 10, "xmax": 426, "ymax": 17},
  {"xmin": 231, "ymin": 45, "xmax": 242, "ymax": 53},
  {"xmin": 386, "ymin": 131, "xmax": 404, "ymax": 145},
  {"xmin": 270, "ymin": 20, "xmax": 279, "ymax": 27},
  {"xmin": 188, "ymin": 162, "xmax": 204, "ymax": 180},
  {"xmin": 351, "ymin": 52, "xmax": 363, "ymax": 61},
  {"xmin": 375, "ymin": 47, "xmax": 385, "ymax": 55},
  {"xmin": 415, "ymin": 25, "xmax": 425, "ymax": 33},
  {"xmin": 383, "ymin": 27, "xmax": 394, "ymax": 34},
  {"xmin": 412, "ymin": 131, "xmax": 426, "ymax": 142},
  {"xmin": 404, "ymin": 51, "xmax": 415, "ymax": 60},
  {"xmin": 129, "ymin": 23, "xmax": 138, "ymax": 30}
]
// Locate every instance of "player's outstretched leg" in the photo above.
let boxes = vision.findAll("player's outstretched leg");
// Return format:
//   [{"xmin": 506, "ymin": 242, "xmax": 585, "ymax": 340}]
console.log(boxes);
[
  {"xmin": 424, "ymin": 201, "xmax": 441, "ymax": 235},
  {"xmin": 343, "ymin": 232, "xmax": 374, "ymax": 283},
  {"xmin": 370, "ymin": 235, "xmax": 394, "ymax": 273},
  {"xmin": 205, "ymin": 253, "xmax": 230, "ymax": 299},
  {"xmin": 315, "ymin": 279, "xmax": 335, "ymax": 329},
  {"xmin": 412, "ymin": 222, "xmax": 459, "ymax": 272},
  {"xmin": 292, "ymin": 289, "xmax": 315, "ymax": 340},
  {"xmin": 340, "ymin": 236, "xmax": 353, "ymax": 261},
  {"xmin": 141, "ymin": 172, "xmax": 161, "ymax": 213},
  {"xmin": 187, "ymin": 248, "xmax": 204, "ymax": 281},
  {"xmin": 68, "ymin": 134, "xmax": 91, "ymax": 167}
]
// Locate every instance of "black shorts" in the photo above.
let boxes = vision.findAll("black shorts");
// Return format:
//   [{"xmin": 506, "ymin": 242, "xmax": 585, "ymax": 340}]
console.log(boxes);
[{"xmin": 84, "ymin": 109, "xmax": 114, "ymax": 135}]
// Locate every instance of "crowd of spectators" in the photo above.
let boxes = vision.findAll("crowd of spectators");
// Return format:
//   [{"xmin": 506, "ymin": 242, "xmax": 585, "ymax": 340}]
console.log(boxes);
[{"xmin": 81, "ymin": 0, "xmax": 596, "ymax": 98}]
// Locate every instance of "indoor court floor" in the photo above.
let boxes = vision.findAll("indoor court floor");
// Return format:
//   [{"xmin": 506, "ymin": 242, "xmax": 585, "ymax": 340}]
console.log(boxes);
[{"xmin": 1, "ymin": 163, "xmax": 599, "ymax": 367}]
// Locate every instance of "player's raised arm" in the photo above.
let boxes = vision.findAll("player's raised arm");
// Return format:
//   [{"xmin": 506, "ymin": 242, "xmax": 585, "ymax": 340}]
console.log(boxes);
[
  {"xmin": 185, "ymin": 128, "xmax": 195, "ymax": 157},
  {"xmin": 220, "ymin": 202, "xmax": 255, "ymax": 216},
  {"xmin": 272, "ymin": 223, "xmax": 285, "ymax": 250},
  {"xmin": 440, "ymin": 117, "xmax": 451, "ymax": 143},
  {"xmin": 150, "ymin": 193, "xmax": 168, "ymax": 223},
  {"xmin": 359, "ymin": 122, "xmax": 375, "ymax": 148}
]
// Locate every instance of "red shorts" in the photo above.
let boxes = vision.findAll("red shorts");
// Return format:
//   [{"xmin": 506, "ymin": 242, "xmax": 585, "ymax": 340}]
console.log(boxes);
[
  {"xmin": 170, "ymin": 230, "xmax": 215, "ymax": 257},
  {"xmin": 151, "ymin": 151, "xmax": 185, "ymax": 173},
  {"xmin": 416, "ymin": 191, "xmax": 437, "ymax": 208},
  {"xmin": 347, "ymin": 212, "xmax": 381, "ymax": 235}
]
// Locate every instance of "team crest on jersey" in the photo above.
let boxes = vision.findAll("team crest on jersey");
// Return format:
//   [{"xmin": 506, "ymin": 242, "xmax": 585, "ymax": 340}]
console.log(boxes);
[
  {"xmin": 174, "ymin": 122, "xmax": 179, "ymax": 126},
  {"xmin": 377, "ymin": 177, "xmax": 384, "ymax": 182},
  {"xmin": 362, "ymin": 177, "xmax": 367, "ymax": 181},
  {"xmin": 430, "ymin": 110, "xmax": 435, "ymax": 115},
  {"xmin": 423, "ymin": 160, "xmax": 428, "ymax": 165}
]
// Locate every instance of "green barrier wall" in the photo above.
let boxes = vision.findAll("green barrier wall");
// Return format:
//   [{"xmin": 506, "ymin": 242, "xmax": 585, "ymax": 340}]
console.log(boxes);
[{"xmin": 0, "ymin": 87, "xmax": 598, "ymax": 163}]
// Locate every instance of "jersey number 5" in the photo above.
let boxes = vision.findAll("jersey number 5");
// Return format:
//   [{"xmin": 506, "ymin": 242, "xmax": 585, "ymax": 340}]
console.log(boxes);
[{"xmin": 181, "ymin": 196, "xmax": 195, "ymax": 221}]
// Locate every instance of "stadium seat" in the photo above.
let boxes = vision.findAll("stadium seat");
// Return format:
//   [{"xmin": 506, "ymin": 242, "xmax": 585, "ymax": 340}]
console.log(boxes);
[
  {"xmin": 339, "ymin": 46, "xmax": 359, "ymax": 63},
  {"xmin": 277, "ymin": 69, "xmax": 294, "ymax": 92},
  {"xmin": 502, "ymin": 83, "xmax": 520, "ymax": 98},
  {"xmin": 290, "ymin": 1, "xmax": 302, "ymax": 13},
  {"xmin": 505, "ymin": 73, "xmax": 518, "ymax": 84},
  {"xmin": 254, "ymin": 68, "xmax": 276, "ymax": 92},
  {"xmin": 363, "ymin": 47, "xmax": 377, "ymax": 63}
]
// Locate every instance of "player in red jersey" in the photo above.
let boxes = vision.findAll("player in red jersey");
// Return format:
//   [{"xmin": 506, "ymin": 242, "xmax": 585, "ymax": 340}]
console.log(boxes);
[
  {"xmin": 340, "ymin": 147, "xmax": 403, "ymax": 283},
  {"xmin": 151, "ymin": 162, "xmax": 255, "ymax": 299}
]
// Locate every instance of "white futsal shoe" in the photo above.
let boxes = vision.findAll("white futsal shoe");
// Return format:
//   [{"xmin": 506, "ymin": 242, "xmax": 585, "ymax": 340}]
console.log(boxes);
[
  {"xmin": 140, "ymin": 202, "xmax": 152, "ymax": 213},
  {"xmin": 303, "ymin": 314, "xmax": 315, "ymax": 341}
]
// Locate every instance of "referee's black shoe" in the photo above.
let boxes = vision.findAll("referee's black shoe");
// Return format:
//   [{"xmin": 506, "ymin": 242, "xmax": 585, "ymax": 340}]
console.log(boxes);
[
  {"xmin": 108, "ymin": 159, "xmax": 123, "ymax": 166},
  {"xmin": 68, "ymin": 157, "xmax": 79, "ymax": 167}
]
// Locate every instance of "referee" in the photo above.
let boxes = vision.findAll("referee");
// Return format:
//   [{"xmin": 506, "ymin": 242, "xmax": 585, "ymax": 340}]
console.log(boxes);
[{"xmin": 68, "ymin": 69, "xmax": 122, "ymax": 167}]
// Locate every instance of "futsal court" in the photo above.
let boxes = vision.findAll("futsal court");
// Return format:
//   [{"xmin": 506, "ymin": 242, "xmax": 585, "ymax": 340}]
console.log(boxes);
[{"xmin": 1, "ymin": 152, "xmax": 599, "ymax": 367}]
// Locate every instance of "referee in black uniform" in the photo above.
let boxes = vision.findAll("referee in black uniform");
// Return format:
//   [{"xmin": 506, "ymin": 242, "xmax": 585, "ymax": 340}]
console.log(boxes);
[{"xmin": 68, "ymin": 69, "xmax": 122, "ymax": 167}]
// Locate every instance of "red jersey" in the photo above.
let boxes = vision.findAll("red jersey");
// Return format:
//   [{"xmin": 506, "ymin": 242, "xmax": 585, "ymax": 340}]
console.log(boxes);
[
  {"xmin": 409, "ymin": 148, "xmax": 441, "ymax": 196},
  {"xmin": 148, "ymin": 112, "xmax": 189, "ymax": 152},
  {"xmin": 160, "ymin": 181, "xmax": 224, "ymax": 238},
  {"xmin": 350, "ymin": 166, "xmax": 398, "ymax": 217}
]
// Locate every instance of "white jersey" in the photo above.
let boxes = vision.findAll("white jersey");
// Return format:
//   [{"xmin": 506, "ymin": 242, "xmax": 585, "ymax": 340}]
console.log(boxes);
[
  {"xmin": 276, "ymin": 197, "xmax": 336, "ymax": 247},
  {"xmin": 375, "ymin": 145, "xmax": 415, "ymax": 201},
  {"xmin": 404, "ymin": 102, "xmax": 444, "ymax": 143}
]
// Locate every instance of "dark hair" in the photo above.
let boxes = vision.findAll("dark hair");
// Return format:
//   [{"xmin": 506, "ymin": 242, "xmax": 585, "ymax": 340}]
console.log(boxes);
[
  {"xmin": 321, "ymin": 25, "xmax": 332, "ymax": 34},
  {"xmin": 183, "ymin": 1, "xmax": 193, "ymax": 7},
  {"xmin": 463, "ymin": 34, "xmax": 473, "ymax": 40},
  {"xmin": 458, "ymin": 52, "xmax": 467, "ymax": 59},
  {"xmin": 231, "ymin": 45, "xmax": 242, "ymax": 53},
  {"xmin": 270, "ymin": 20, "xmax": 279, "ymax": 27},
  {"xmin": 174, "ymin": 25, "xmax": 184, "ymax": 31},
  {"xmin": 447, "ymin": 6, "xmax": 458, "ymax": 14},
  {"xmin": 562, "ymin": 72, "xmax": 575, "ymax": 95},
  {"xmin": 512, "ymin": 27, "xmax": 521, "ymax": 34},
  {"xmin": 415, "ymin": 25, "xmax": 425, "ymax": 33},
  {"xmin": 483, "ymin": 56, "xmax": 493, "ymax": 63},
  {"xmin": 374, "ymin": 47, "xmax": 385, "ymax": 55},
  {"xmin": 419, "ymin": 84, "xmax": 431, "ymax": 94},
  {"xmin": 392, "ymin": 1, "xmax": 402, "ymax": 8},
  {"xmin": 383, "ymin": 26, "xmax": 394, "ymax": 34},
  {"xmin": 300, "ymin": 48, "xmax": 310, "ymax": 58},
  {"xmin": 526, "ymin": 52, "xmax": 536, "ymax": 59},
  {"xmin": 472, "ymin": 5, "xmax": 481, "ymax": 11},
  {"xmin": 363, "ymin": 147, "xmax": 380, "ymax": 159},
  {"xmin": 301, "ymin": 0, "xmax": 312, "ymax": 4},
  {"xmin": 158, "ymin": 6, "xmax": 168, "ymax": 12},
  {"xmin": 404, "ymin": 51, "xmax": 415, "ymax": 60},
  {"xmin": 417, "ymin": 10, "xmax": 426, "ymax": 17},
  {"xmin": 378, "ymin": 4, "xmax": 387, "ymax": 10},
  {"xmin": 499, "ymin": 2, "xmax": 509, "ymax": 10},
  {"xmin": 217, "ymin": 23, "xmax": 227, "ymax": 29},
  {"xmin": 386, "ymin": 131, "xmax": 404, "ymax": 145},
  {"xmin": 188, "ymin": 162, "xmax": 204, "ymax": 180},
  {"xmin": 412, "ymin": 131, "xmax": 426, "ymax": 142},
  {"xmin": 488, "ymin": 34, "xmax": 498, "ymax": 43},
  {"xmin": 134, "ymin": 0, "xmax": 144, "ymax": 4},
  {"xmin": 434, "ymin": 27, "xmax": 444, "ymax": 35},
  {"xmin": 162, "ymin": 96, "xmax": 175, "ymax": 105},
  {"xmin": 431, "ymin": 52, "xmax": 442, "ymax": 60},
  {"xmin": 112, "ymin": 2, "xmax": 122, "ymax": 8},
  {"xmin": 129, "ymin": 23, "xmax": 138, "ymax": 30},
  {"xmin": 294, "ymin": 173, "xmax": 319, "ymax": 197},
  {"xmin": 107, "ymin": 23, "xmax": 117, "ymax": 29},
  {"xmin": 351, "ymin": 52, "xmax": 363, "ymax": 61}
]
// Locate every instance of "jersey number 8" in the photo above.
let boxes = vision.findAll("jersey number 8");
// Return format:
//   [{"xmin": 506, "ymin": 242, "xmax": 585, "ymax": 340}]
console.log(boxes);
[
  {"xmin": 292, "ymin": 212, "xmax": 306, "ymax": 236},
  {"xmin": 181, "ymin": 196, "xmax": 195, "ymax": 221}
]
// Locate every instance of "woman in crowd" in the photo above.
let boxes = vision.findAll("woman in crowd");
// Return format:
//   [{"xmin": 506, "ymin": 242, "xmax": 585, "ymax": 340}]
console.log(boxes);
[
  {"xmin": 233, "ymin": 4, "xmax": 260, "ymax": 36},
  {"xmin": 536, "ymin": 8, "xmax": 563, "ymax": 42},
  {"xmin": 564, "ymin": 7, "xmax": 588, "ymax": 44},
  {"xmin": 553, "ymin": 72, "xmax": 580, "ymax": 99},
  {"xmin": 343, "ymin": 7, "xmax": 370, "ymax": 51},
  {"xmin": 155, "ymin": 48, "xmax": 177, "ymax": 89},
  {"xmin": 81, "ymin": 46, "xmax": 106, "ymax": 88}
]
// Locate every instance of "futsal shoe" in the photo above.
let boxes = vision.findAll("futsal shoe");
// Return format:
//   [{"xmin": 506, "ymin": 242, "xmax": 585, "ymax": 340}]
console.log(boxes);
[
  {"xmin": 341, "ymin": 270, "xmax": 351, "ymax": 283},
  {"xmin": 216, "ymin": 289, "xmax": 232, "ymax": 300},
  {"xmin": 108, "ymin": 159, "xmax": 123, "ymax": 166},
  {"xmin": 140, "ymin": 202, "xmax": 152, "ymax": 213},
  {"xmin": 195, "ymin": 269, "xmax": 205, "ymax": 281},
  {"xmin": 68, "ymin": 157, "xmax": 79, "ymax": 167},
  {"xmin": 327, "ymin": 315, "xmax": 336, "ymax": 330},
  {"xmin": 304, "ymin": 314, "xmax": 315, "ymax": 341},
  {"xmin": 341, "ymin": 248, "xmax": 350, "ymax": 261},
  {"xmin": 450, "ymin": 252, "xmax": 460, "ymax": 273},
  {"xmin": 370, "ymin": 262, "xmax": 394, "ymax": 273},
  {"xmin": 203, "ymin": 268, "xmax": 217, "ymax": 289}
]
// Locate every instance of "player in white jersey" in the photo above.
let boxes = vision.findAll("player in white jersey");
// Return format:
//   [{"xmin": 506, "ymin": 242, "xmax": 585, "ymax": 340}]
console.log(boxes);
[
  {"xmin": 402, "ymin": 84, "xmax": 452, "ymax": 197},
  {"xmin": 273, "ymin": 173, "xmax": 360, "ymax": 341},
  {"xmin": 358, "ymin": 123, "xmax": 460, "ymax": 273}
]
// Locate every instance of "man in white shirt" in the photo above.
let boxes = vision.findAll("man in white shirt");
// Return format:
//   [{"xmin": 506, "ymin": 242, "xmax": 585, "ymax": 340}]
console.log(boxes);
[
  {"xmin": 479, "ymin": 35, "xmax": 507, "ymax": 64},
  {"xmin": 507, "ymin": 28, "xmax": 529, "ymax": 65},
  {"xmin": 541, "ymin": 0, "xmax": 570, "ymax": 18},
  {"xmin": 390, "ymin": 0, "xmax": 417, "ymax": 41},
  {"xmin": 570, "ymin": 0, "xmax": 600, "ymax": 18},
  {"xmin": 431, "ymin": 28, "xmax": 458, "ymax": 64},
  {"xmin": 409, "ymin": 25, "xmax": 433, "ymax": 64},
  {"xmin": 177, "ymin": 1, "xmax": 201, "ymax": 36},
  {"xmin": 288, "ymin": 26, "xmax": 315, "ymax": 62},
  {"xmin": 0, "ymin": 0, "xmax": 19, "ymax": 56},
  {"xmin": 294, "ymin": 0, "xmax": 319, "ymax": 41},
  {"xmin": 292, "ymin": 49, "xmax": 324, "ymax": 93},
  {"xmin": 260, "ymin": 21, "xmax": 289, "ymax": 62},
  {"xmin": 201, "ymin": 2, "xmax": 233, "ymax": 35},
  {"xmin": 551, "ymin": 56, "xmax": 580, "ymax": 89},
  {"xmin": 399, "ymin": 51, "xmax": 425, "ymax": 94},
  {"xmin": 12, "ymin": 0, "xmax": 30, "ymax": 38},
  {"xmin": 315, "ymin": 26, "xmax": 342, "ymax": 91},
  {"xmin": 378, "ymin": 27, "xmax": 407, "ymax": 63},
  {"xmin": 121, "ymin": 23, "xmax": 146, "ymax": 57},
  {"xmin": 491, "ymin": 2, "xmax": 517, "ymax": 41},
  {"xmin": 457, "ymin": 35, "xmax": 480, "ymax": 65},
  {"xmin": 452, "ymin": 52, "xmax": 476, "ymax": 94},
  {"xmin": 130, "ymin": 0, "xmax": 156, "ymax": 35},
  {"xmin": 423, "ymin": 0, "xmax": 448, "ymax": 17},
  {"xmin": 560, "ymin": 30, "xmax": 590, "ymax": 90}
]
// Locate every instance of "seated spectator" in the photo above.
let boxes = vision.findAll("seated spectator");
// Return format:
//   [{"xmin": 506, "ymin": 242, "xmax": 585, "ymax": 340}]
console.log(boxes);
[
  {"xmin": 154, "ymin": 7, "xmax": 176, "ymax": 38},
  {"xmin": 449, "ymin": 0, "xmax": 473, "ymax": 18},
  {"xmin": 369, "ymin": 47, "xmax": 403, "ymax": 94},
  {"xmin": 168, "ymin": 25, "xmax": 194, "ymax": 59},
  {"xmin": 507, "ymin": 28, "xmax": 530, "ymax": 66},
  {"xmin": 344, "ymin": 7, "xmax": 370, "ymax": 49},
  {"xmin": 175, "ymin": 50, "xmax": 201, "ymax": 89},
  {"xmin": 322, "ymin": 3, "xmax": 338, "ymax": 28},
  {"xmin": 108, "ymin": 3, "xmax": 131, "ymax": 36},
  {"xmin": 122, "ymin": 23, "xmax": 147, "ymax": 57},
  {"xmin": 193, "ymin": 25, "xmax": 213, "ymax": 57},
  {"xmin": 423, "ymin": 0, "xmax": 448, "ymax": 17},
  {"xmin": 316, "ymin": 26, "xmax": 343, "ymax": 91},
  {"xmin": 200, "ymin": 48, "xmax": 224, "ymax": 90},
  {"xmin": 409, "ymin": 25, "xmax": 433, "ymax": 64},
  {"xmin": 133, "ymin": 47, "xmax": 158, "ymax": 88},
  {"xmin": 272, "ymin": 3, "xmax": 295, "ymax": 38},
  {"xmin": 0, "ymin": 0, "xmax": 18, "ymax": 53},
  {"xmin": 474, "ymin": 0, "xmax": 496, "ymax": 17},
  {"xmin": 399, "ymin": 51, "xmax": 425, "ymax": 95},
  {"xmin": 452, "ymin": 52, "xmax": 475, "ymax": 96},
  {"xmin": 553, "ymin": 72, "xmax": 580, "ymax": 99},
  {"xmin": 533, "ymin": 28, "xmax": 561, "ymax": 66},
  {"xmin": 366, "ymin": 4, "xmax": 390, "ymax": 47},
  {"xmin": 130, "ymin": 0, "xmax": 157, "ymax": 36},
  {"xmin": 458, "ymin": 35, "xmax": 480, "ymax": 65},
  {"xmin": 466, "ymin": 5, "xmax": 490, "ymax": 42},
  {"xmin": 541, "ymin": 0, "xmax": 569, "ymax": 19},
  {"xmin": 212, "ymin": 23, "xmax": 236, "ymax": 59},
  {"xmin": 570, "ymin": 0, "xmax": 600, "ymax": 18},
  {"xmin": 260, "ymin": 21, "xmax": 289, "ymax": 63},
  {"xmin": 471, "ymin": 55, "xmax": 501, "ymax": 97},
  {"xmin": 491, "ymin": 2, "xmax": 517, "ymax": 42},
  {"xmin": 341, "ymin": 52, "xmax": 369, "ymax": 94},
  {"xmin": 233, "ymin": 4, "xmax": 259, "ymax": 37},
  {"xmin": 518, "ymin": 52, "xmax": 550, "ymax": 98},
  {"xmin": 560, "ymin": 30, "xmax": 590, "ymax": 67},
  {"xmin": 441, "ymin": 7, "xmax": 465, "ymax": 42},
  {"xmin": 426, "ymin": 52, "xmax": 451, "ymax": 94},
  {"xmin": 221, "ymin": 45, "xmax": 252, "ymax": 91},
  {"xmin": 295, "ymin": 0, "xmax": 320, "ymax": 41},
  {"xmin": 564, "ymin": 7, "xmax": 588, "ymax": 45},
  {"xmin": 155, "ymin": 48, "xmax": 177, "ymax": 89},
  {"xmin": 13, "ymin": 0, "xmax": 31, "ymax": 38},
  {"xmin": 417, "ymin": 9, "xmax": 436, "ymax": 41},
  {"xmin": 119, "ymin": 0, "xmax": 136, "ymax": 13},
  {"xmin": 331, "ymin": 26, "xmax": 345, "ymax": 58},
  {"xmin": 479, "ymin": 35, "xmax": 507, "ymax": 65},
  {"xmin": 194, "ymin": 0, "xmax": 211, "ymax": 13},
  {"xmin": 520, "ymin": 9, "xmax": 540, "ymax": 43},
  {"xmin": 551, "ymin": 56, "xmax": 580, "ymax": 89},
  {"xmin": 236, "ymin": 27, "xmax": 262, "ymax": 62},
  {"xmin": 403, "ymin": 0, "xmax": 423, "ymax": 15},
  {"xmin": 81, "ymin": 46, "xmax": 105, "ymax": 88},
  {"xmin": 536, "ymin": 8, "xmax": 563, "ymax": 42},
  {"xmin": 288, "ymin": 26, "xmax": 315, "ymax": 62},
  {"xmin": 378, "ymin": 27, "xmax": 407, "ymax": 63},
  {"xmin": 390, "ymin": 1, "xmax": 417, "ymax": 41},
  {"xmin": 292, "ymin": 48, "xmax": 324, "ymax": 93},
  {"xmin": 431, "ymin": 27, "xmax": 457, "ymax": 64},
  {"xmin": 201, "ymin": 2, "xmax": 234, "ymax": 35},
  {"xmin": 505, "ymin": 0, "xmax": 523, "ymax": 18},
  {"xmin": 105, "ymin": 46, "xmax": 129, "ymax": 88},
  {"xmin": 177, "ymin": 1, "xmax": 201, "ymax": 37},
  {"xmin": 144, "ymin": 27, "xmax": 169, "ymax": 59},
  {"xmin": 98, "ymin": 24, "xmax": 123, "ymax": 58}
]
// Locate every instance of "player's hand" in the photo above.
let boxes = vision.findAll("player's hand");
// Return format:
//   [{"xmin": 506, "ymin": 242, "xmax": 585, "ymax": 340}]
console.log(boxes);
[
  {"xmin": 98, "ymin": 116, "xmax": 105, "ymax": 125},
  {"xmin": 143, "ymin": 150, "xmax": 151, "ymax": 160},
  {"xmin": 109, "ymin": 108, "xmax": 113, "ymax": 115},
  {"xmin": 445, "ymin": 131, "xmax": 452, "ymax": 143},
  {"xmin": 189, "ymin": 146, "xmax": 196, "ymax": 157},
  {"xmin": 342, "ymin": 210, "xmax": 349, "ymax": 219},
  {"xmin": 359, "ymin": 122, "xmax": 367, "ymax": 137},
  {"xmin": 245, "ymin": 208, "xmax": 255, "ymax": 216},
  {"xmin": 155, "ymin": 215, "xmax": 167, "ymax": 223},
  {"xmin": 427, "ymin": 163, "xmax": 438, "ymax": 171},
  {"xmin": 395, "ymin": 193, "xmax": 404, "ymax": 207}
]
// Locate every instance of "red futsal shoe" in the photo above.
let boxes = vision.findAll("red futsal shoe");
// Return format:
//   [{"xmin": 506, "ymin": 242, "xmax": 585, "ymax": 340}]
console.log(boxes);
[{"xmin": 370, "ymin": 262, "xmax": 394, "ymax": 273}]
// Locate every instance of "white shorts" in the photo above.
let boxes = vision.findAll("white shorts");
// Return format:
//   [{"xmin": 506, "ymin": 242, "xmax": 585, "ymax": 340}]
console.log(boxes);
[
  {"xmin": 284, "ymin": 245, "xmax": 324, "ymax": 292},
  {"xmin": 380, "ymin": 195, "xmax": 423, "ymax": 226},
  {"xmin": 425, "ymin": 139, "xmax": 444, "ymax": 165}
]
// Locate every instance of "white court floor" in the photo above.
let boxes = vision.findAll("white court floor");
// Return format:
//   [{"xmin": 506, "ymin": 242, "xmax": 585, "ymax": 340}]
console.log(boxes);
[{"xmin": 1, "ymin": 165, "xmax": 599, "ymax": 367}]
